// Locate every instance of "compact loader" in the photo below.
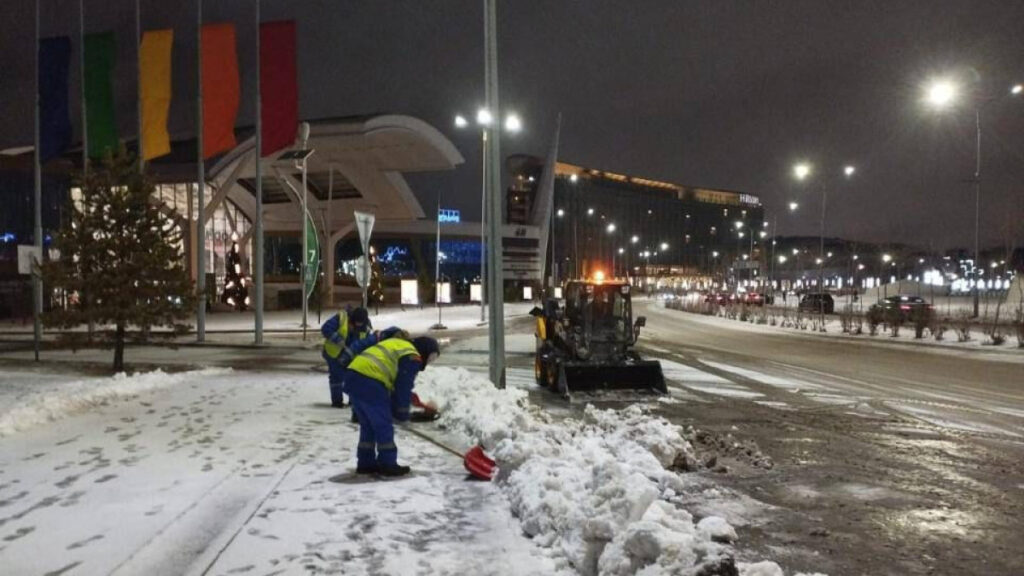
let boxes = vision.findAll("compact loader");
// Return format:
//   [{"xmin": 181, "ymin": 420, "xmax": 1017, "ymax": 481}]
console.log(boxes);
[{"xmin": 532, "ymin": 280, "xmax": 667, "ymax": 398}]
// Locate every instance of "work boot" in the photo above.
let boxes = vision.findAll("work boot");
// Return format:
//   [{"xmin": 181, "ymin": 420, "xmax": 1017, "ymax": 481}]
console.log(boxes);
[
  {"xmin": 331, "ymin": 401, "xmax": 346, "ymax": 408},
  {"xmin": 377, "ymin": 464, "xmax": 411, "ymax": 477},
  {"xmin": 355, "ymin": 464, "xmax": 378, "ymax": 475}
]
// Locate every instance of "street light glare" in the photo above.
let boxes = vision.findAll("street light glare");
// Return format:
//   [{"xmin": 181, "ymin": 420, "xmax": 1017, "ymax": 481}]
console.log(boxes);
[
  {"xmin": 504, "ymin": 114, "xmax": 522, "ymax": 133},
  {"xmin": 631, "ymin": 235, "xmax": 639, "ymax": 244},
  {"xmin": 606, "ymin": 223, "xmax": 616, "ymax": 233},
  {"xmin": 660, "ymin": 242, "xmax": 669, "ymax": 250},
  {"xmin": 882, "ymin": 253, "xmax": 892, "ymax": 263},
  {"xmin": 569, "ymin": 173, "xmax": 578, "ymax": 183},
  {"xmin": 1012, "ymin": 84, "xmax": 1023, "ymax": 95},
  {"xmin": 844, "ymin": 165, "xmax": 856, "ymax": 177},
  {"xmin": 794, "ymin": 163, "xmax": 811, "ymax": 180},
  {"xmin": 789, "ymin": 201, "xmax": 799, "ymax": 211},
  {"xmin": 556, "ymin": 208, "xmax": 565, "ymax": 217},
  {"xmin": 587, "ymin": 208, "xmax": 595, "ymax": 216},
  {"xmin": 926, "ymin": 80, "xmax": 956, "ymax": 108},
  {"xmin": 476, "ymin": 108, "xmax": 493, "ymax": 126},
  {"xmin": 454, "ymin": 115, "xmax": 468, "ymax": 128}
]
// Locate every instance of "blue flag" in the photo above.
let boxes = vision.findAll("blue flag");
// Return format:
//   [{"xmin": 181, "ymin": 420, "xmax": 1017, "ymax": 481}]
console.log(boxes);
[{"xmin": 39, "ymin": 37, "xmax": 72, "ymax": 162}]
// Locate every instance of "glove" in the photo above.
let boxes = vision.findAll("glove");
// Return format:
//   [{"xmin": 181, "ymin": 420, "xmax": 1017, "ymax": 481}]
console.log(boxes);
[{"xmin": 328, "ymin": 332, "xmax": 343, "ymax": 345}]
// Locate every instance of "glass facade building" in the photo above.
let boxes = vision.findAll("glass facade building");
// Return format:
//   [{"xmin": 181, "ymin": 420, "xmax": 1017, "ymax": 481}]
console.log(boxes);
[{"xmin": 506, "ymin": 155, "xmax": 766, "ymax": 284}]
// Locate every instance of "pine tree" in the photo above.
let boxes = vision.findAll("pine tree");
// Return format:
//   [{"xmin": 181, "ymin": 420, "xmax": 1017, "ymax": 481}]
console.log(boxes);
[
  {"xmin": 221, "ymin": 234, "xmax": 249, "ymax": 311},
  {"xmin": 41, "ymin": 150, "xmax": 195, "ymax": 371},
  {"xmin": 369, "ymin": 252, "xmax": 385, "ymax": 313}
]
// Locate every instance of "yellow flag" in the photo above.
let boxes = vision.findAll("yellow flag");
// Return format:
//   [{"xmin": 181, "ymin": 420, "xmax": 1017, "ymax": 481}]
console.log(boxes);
[{"xmin": 140, "ymin": 29, "xmax": 173, "ymax": 161}]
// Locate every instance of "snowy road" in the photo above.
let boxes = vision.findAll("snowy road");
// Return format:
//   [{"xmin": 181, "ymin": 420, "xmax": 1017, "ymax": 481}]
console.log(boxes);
[
  {"xmin": 0, "ymin": 369, "xmax": 558, "ymax": 576},
  {"xmin": 634, "ymin": 300, "xmax": 1024, "ymax": 576}
]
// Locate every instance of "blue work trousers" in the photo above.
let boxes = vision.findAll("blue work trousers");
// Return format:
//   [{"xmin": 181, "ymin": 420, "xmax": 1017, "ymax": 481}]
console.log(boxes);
[
  {"xmin": 343, "ymin": 370, "xmax": 398, "ymax": 467},
  {"xmin": 323, "ymin": 350, "xmax": 347, "ymax": 406}
]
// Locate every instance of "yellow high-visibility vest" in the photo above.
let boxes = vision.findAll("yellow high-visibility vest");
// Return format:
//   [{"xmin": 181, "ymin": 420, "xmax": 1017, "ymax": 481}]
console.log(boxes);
[
  {"xmin": 348, "ymin": 338, "xmax": 419, "ymax": 391},
  {"xmin": 323, "ymin": 311, "xmax": 369, "ymax": 359}
]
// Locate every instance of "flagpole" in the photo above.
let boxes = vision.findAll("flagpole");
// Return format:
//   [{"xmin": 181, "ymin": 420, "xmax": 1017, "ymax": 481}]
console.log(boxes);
[
  {"xmin": 254, "ymin": 0, "xmax": 264, "ymax": 344},
  {"xmin": 79, "ymin": 0, "xmax": 87, "ymax": 173},
  {"xmin": 135, "ymin": 0, "xmax": 143, "ymax": 168},
  {"xmin": 195, "ymin": 0, "xmax": 206, "ymax": 342},
  {"xmin": 33, "ymin": 0, "xmax": 42, "ymax": 362}
]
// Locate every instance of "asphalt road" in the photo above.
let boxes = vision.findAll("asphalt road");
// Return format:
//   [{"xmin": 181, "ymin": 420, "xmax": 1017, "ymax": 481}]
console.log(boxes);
[{"xmin": 633, "ymin": 300, "xmax": 1024, "ymax": 576}]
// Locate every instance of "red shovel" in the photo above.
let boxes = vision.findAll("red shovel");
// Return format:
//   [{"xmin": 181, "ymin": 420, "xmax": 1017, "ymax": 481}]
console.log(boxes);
[{"xmin": 406, "ymin": 394, "xmax": 497, "ymax": 481}]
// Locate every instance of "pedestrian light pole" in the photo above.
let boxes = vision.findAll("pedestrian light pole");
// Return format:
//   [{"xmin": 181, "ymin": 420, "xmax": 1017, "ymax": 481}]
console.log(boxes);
[
  {"xmin": 922, "ymin": 76, "xmax": 1023, "ymax": 317},
  {"xmin": 431, "ymin": 188, "xmax": 447, "ymax": 331},
  {"xmin": 454, "ymin": 109, "xmax": 521, "ymax": 323}
]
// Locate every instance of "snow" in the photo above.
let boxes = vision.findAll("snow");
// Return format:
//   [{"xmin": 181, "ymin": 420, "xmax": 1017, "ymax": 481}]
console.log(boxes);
[
  {"xmin": 415, "ymin": 367, "xmax": 825, "ymax": 575},
  {"xmin": 657, "ymin": 359, "xmax": 763, "ymax": 399},
  {"xmin": 0, "ymin": 358, "xmax": 828, "ymax": 575},
  {"xmin": 0, "ymin": 367, "xmax": 231, "ymax": 438}
]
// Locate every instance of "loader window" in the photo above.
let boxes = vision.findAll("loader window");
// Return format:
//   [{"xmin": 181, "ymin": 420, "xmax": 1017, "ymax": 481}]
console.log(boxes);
[{"xmin": 592, "ymin": 289, "xmax": 628, "ymax": 338}]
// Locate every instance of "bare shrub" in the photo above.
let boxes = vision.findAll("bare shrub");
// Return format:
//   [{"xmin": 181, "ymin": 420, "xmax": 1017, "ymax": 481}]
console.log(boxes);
[
  {"xmin": 866, "ymin": 306, "xmax": 883, "ymax": 336},
  {"xmin": 932, "ymin": 317, "xmax": 949, "ymax": 342},
  {"xmin": 910, "ymin": 306, "xmax": 934, "ymax": 339},
  {"xmin": 839, "ymin": 305, "xmax": 855, "ymax": 334},
  {"xmin": 1015, "ymin": 308, "xmax": 1024, "ymax": 348},
  {"xmin": 883, "ymin": 306, "xmax": 904, "ymax": 337},
  {"xmin": 954, "ymin": 311, "xmax": 973, "ymax": 342}
]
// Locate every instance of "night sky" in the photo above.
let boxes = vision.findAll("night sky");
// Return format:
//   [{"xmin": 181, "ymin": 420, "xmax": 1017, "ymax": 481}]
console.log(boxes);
[{"xmin": 2, "ymin": 0, "xmax": 1023, "ymax": 250}]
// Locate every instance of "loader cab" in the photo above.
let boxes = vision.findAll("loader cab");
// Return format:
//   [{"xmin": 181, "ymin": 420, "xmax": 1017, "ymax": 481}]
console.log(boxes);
[{"xmin": 564, "ymin": 280, "xmax": 636, "ymax": 345}]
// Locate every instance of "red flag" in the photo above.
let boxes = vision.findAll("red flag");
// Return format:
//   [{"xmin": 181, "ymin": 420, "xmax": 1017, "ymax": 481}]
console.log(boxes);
[
  {"xmin": 260, "ymin": 20, "xmax": 298, "ymax": 156},
  {"xmin": 201, "ymin": 23, "xmax": 239, "ymax": 159}
]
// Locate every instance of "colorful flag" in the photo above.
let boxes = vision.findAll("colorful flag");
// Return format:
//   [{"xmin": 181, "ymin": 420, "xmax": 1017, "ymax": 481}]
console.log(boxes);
[
  {"xmin": 139, "ymin": 29, "xmax": 173, "ymax": 161},
  {"xmin": 84, "ymin": 31, "xmax": 118, "ymax": 159},
  {"xmin": 38, "ymin": 37, "xmax": 72, "ymax": 162},
  {"xmin": 260, "ymin": 20, "xmax": 298, "ymax": 157},
  {"xmin": 201, "ymin": 23, "xmax": 240, "ymax": 159}
]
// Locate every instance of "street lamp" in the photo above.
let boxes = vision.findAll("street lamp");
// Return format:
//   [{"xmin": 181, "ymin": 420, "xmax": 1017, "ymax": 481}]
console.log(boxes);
[
  {"xmin": 557, "ymin": 208, "xmax": 565, "ymax": 217},
  {"xmin": 789, "ymin": 201, "xmax": 799, "ymax": 211},
  {"xmin": 454, "ymin": 108, "xmax": 523, "ymax": 321},
  {"xmin": 922, "ymin": 75, "xmax": 1022, "ymax": 317}
]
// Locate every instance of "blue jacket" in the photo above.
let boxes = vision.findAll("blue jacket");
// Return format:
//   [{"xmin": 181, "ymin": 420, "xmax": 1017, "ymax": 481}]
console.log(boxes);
[{"xmin": 390, "ymin": 355, "xmax": 422, "ymax": 422}]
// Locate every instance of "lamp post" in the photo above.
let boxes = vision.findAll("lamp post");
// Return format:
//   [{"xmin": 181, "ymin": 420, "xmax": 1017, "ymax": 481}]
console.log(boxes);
[
  {"xmin": 923, "ymin": 76, "xmax": 1022, "ymax": 317},
  {"xmin": 454, "ymin": 109, "xmax": 521, "ymax": 322},
  {"xmin": 793, "ymin": 162, "xmax": 855, "ymax": 323}
]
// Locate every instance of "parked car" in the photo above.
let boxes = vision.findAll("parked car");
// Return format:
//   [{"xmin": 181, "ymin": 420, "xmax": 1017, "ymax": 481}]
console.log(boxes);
[
  {"xmin": 869, "ymin": 295, "xmax": 932, "ymax": 321},
  {"xmin": 798, "ymin": 292, "xmax": 835, "ymax": 314},
  {"xmin": 742, "ymin": 292, "xmax": 774, "ymax": 306}
]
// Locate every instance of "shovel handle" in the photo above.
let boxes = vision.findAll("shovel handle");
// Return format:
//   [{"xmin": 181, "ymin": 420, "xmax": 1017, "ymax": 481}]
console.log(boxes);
[{"xmin": 397, "ymin": 423, "xmax": 465, "ymax": 459}]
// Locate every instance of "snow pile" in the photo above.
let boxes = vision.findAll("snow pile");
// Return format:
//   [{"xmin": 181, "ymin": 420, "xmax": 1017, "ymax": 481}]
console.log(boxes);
[
  {"xmin": 416, "ymin": 367, "xmax": 824, "ymax": 576},
  {"xmin": 0, "ymin": 367, "xmax": 231, "ymax": 438}
]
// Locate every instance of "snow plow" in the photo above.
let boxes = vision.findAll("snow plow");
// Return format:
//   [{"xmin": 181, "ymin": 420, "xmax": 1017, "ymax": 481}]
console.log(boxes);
[{"xmin": 532, "ymin": 279, "xmax": 667, "ymax": 398}]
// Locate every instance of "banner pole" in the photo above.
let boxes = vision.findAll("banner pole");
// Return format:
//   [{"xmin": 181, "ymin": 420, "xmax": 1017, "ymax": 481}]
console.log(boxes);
[
  {"xmin": 196, "ymin": 0, "xmax": 206, "ymax": 342},
  {"xmin": 254, "ymin": 0, "xmax": 264, "ymax": 344},
  {"xmin": 33, "ymin": 0, "xmax": 42, "ymax": 362}
]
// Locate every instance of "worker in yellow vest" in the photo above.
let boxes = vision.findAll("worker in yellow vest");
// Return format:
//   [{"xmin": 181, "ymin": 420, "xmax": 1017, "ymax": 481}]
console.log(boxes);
[
  {"xmin": 344, "ymin": 336, "xmax": 440, "ymax": 476},
  {"xmin": 320, "ymin": 307, "xmax": 372, "ymax": 407}
]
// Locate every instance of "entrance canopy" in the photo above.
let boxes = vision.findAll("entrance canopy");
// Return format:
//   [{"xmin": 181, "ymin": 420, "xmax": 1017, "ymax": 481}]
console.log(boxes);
[{"xmin": 207, "ymin": 114, "xmax": 464, "ymax": 235}]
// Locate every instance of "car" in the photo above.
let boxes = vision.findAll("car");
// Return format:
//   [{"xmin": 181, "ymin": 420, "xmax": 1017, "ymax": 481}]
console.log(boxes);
[
  {"xmin": 869, "ymin": 295, "xmax": 932, "ymax": 321},
  {"xmin": 798, "ymin": 292, "xmax": 834, "ymax": 314},
  {"xmin": 742, "ymin": 292, "xmax": 774, "ymax": 306},
  {"xmin": 704, "ymin": 292, "xmax": 727, "ymax": 305}
]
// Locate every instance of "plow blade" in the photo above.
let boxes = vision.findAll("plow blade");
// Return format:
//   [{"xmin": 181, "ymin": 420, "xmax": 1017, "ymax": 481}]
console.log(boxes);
[{"xmin": 560, "ymin": 361, "xmax": 667, "ymax": 395}]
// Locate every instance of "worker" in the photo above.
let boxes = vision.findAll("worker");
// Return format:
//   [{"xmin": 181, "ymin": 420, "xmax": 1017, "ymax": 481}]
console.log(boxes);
[
  {"xmin": 344, "ymin": 336, "xmax": 440, "ymax": 476},
  {"xmin": 320, "ymin": 306, "xmax": 372, "ymax": 408}
]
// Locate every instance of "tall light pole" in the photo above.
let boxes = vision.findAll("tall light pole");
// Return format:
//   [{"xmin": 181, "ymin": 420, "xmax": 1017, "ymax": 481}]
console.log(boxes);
[
  {"xmin": 923, "ymin": 76, "xmax": 1022, "ymax": 317},
  {"xmin": 455, "ymin": 109, "xmax": 520, "ymax": 322},
  {"xmin": 483, "ymin": 0, "xmax": 505, "ymax": 388},
  {"xmin": 794, "ymin": 162, "xmax": 854, "ymax": 321}
]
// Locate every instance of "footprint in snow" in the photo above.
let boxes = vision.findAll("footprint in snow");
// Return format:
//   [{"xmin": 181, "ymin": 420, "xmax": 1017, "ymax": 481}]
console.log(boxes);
[{"xmin": 2, "ymin": 525, "xmax": 35, "ymax": 541}]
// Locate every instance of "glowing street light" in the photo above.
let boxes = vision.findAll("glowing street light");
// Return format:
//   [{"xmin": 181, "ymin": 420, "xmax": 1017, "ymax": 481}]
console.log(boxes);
[
  {"xmin": 606, "ymin": 223, "xmax": 616, "ymax": 233},
  {"xmin": 454, "ymin": 115, "xmax": 468, "ymax": 128},
  {"xmin": 476, "ymin": 108, "xmax": 493, "ymax": 126},
  {"xmin": 844, "ymin": 165, "xmax": 856, "ymax": 177},
  {"xmin": 631, "ymin": 235, "xmax": 639, "ymax": 244},
  {"xmin": 882, "ymin": 253, "xmax": 892, "ymax": 263},
  {"xmin": 925, "ymin": 79, "xmax": 957, "ymax": 108},
  {"xmin": 660, "ymin": 242, "xmax": 669, "ymax": 250},
  {"xmin": 569, "ymin": 173, "xmax": 578, "ymax": 183},
  {"xmin": 778, "ymin": 255, "xmax": 787, "ymax": 264},
  {"xmin": 734, "ymin": 221, "xmax": 743, "ymax": 229},
  {"xmin": 1013, "ymin": 84, "xmax": 1023, "ymax": 95},
  {"xmin": 556, "ymin": 208, "xmax": 565, "ymax": 217},
  {"xmin": 587, "ymin": 208, "xmax": 594, "ymax": 216},
  {"xmin": 504, "ymin": 114, "xmax": 522, "ymax": 133},
  {"xmin": 793, "ymin": 163, "xmax": 811, "ymax": 180},
  {"xmin": 789, "ymin": 201, "xmax": 799, "ymax": 211}
]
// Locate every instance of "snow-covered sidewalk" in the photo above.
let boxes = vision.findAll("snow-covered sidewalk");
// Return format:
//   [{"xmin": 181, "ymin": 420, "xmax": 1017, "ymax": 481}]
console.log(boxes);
[{"xmin": 1, "ymin": 364, "xmax": 826, "ymax": 575}]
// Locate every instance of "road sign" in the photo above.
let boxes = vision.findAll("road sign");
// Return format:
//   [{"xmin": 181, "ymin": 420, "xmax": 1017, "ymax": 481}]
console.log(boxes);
[
  {"xmin": 355, "ymin": 255, "xmax": 370, "ymax": 289},
  {"xmin": 304, "ymin": 212, "xmax": 319, "ymax": 299},
  {"xmin": 355, "ymin": 211, "xmax": 375, "ymax": 254},
  {"xmin": 17, "ymin": 245, "xmax": 42, "ymax": 275}
]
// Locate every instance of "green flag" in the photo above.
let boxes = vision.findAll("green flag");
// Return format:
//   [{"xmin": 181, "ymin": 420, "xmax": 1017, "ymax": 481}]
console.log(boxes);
[
  {"xmin": 304, "ymin": 211, "xmax": 320, "ymax": 299},
  {"xmin": 84, "ymin": 32, "xmax": 118, "ymax": 159}
]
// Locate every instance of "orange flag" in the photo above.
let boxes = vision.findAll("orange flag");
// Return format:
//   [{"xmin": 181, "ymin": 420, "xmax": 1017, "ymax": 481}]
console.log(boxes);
[
  {"xmin": 201, "ymin": 23, "xmax": 239, "ymax": 159},
  {"xmin": 139, "ymin": 29, "xmax": 173, "ymax": 161}
]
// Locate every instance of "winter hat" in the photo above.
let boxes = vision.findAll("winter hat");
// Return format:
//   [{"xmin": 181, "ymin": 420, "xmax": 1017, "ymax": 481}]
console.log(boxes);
[
  {"xmin": 412, "ymin": 336, "xmax": 440, "ymax": 369},
  {"xmin": 348, "ymin": 307, "xmax": 369, "ymax": 326}
]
